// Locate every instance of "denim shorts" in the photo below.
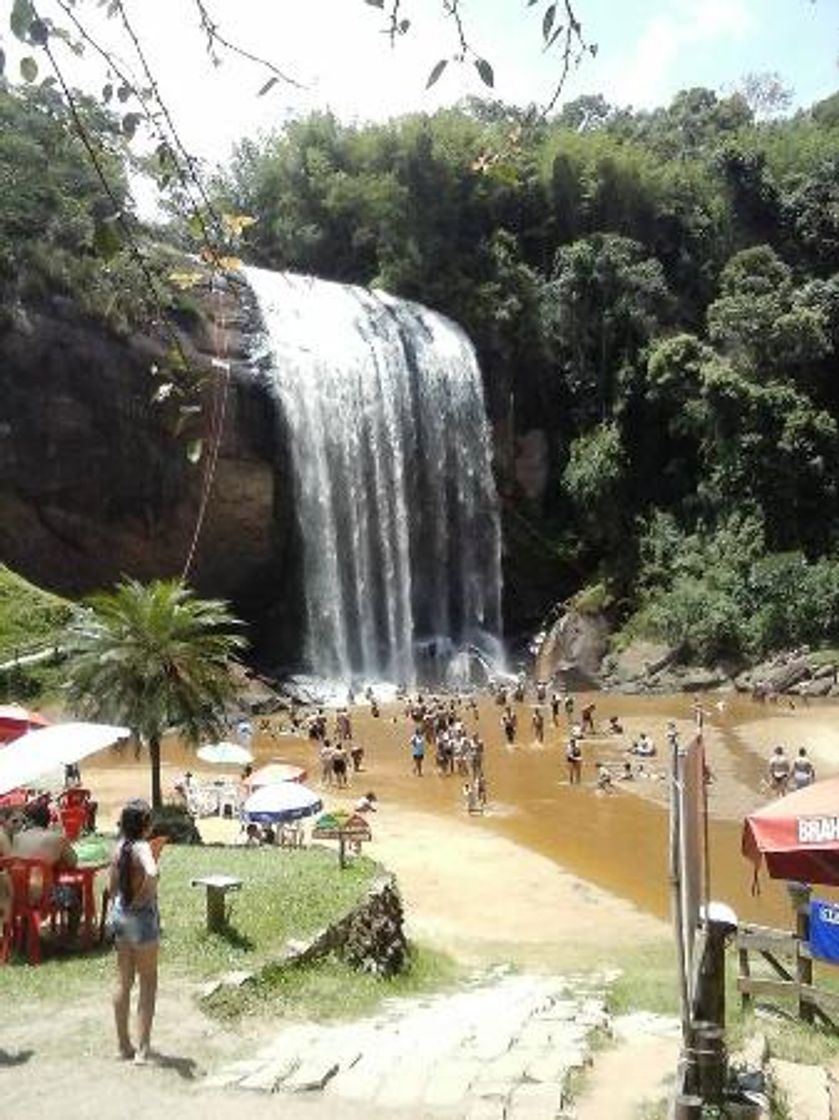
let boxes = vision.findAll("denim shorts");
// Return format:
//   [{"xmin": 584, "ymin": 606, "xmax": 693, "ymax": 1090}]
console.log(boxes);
[{"xmin": 111, "ymin": 899, "xmax": 160, "ymax": 946}]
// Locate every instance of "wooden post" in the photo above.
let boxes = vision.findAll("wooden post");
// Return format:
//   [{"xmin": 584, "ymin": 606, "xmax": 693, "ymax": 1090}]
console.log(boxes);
[
  {"xmin": 739, "ymin": 934, "xmax": 752, "ymax": 1013},
  {"xmin": 206, "ymin": 885, "xmax": 225, "ymax": 932},
  {"xmin": 673, "ymin": 1094, "xmax": 703, "ymax": 1119},
  {"xmin": 796, "ymin": 891, "xmax": 813, "ymax": 1024},
  {"xmin": 693, "ymin": 1022, "xmax": 726, "ymax": 1105},
  {"xmin": 693, "ymin": 919, "xmax": 729, "ymax": 1028}
]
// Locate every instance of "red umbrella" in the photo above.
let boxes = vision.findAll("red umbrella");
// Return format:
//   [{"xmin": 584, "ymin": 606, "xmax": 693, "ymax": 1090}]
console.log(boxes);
[
  {"xmin": 743, "ymin": 777, "xmax": 839, "ymax": 887},
  {"xmin": 0, "ymin": 704, "xmax": 50, "ymax": 744}
]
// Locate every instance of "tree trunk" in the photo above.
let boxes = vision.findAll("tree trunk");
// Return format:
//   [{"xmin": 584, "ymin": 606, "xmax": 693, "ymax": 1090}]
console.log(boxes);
[{"xmin": 149, "ymin": 734, "xmax": 162, "ymax": 810}]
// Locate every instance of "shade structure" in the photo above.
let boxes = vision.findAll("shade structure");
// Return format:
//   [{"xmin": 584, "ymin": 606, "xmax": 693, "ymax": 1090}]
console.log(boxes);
[
  {"xmin": 0, "ymin": 722, "xmax": 129, "ymax": 795},
  {"xmin": 248, "ymin": 761, "xmax": 307, "ymax": 787},
  {"xmin": 197, "ymin": 741, "xmax": 254, "ymax": 766},
  {"xmin": 243, "ymin": 782, "xmax": 322, "ymax": 824},
  {"xmin": 0, "ymin": 704, "xmax": 50, "ymax": 744},
  {"xmin": 743, "ymin": 776, "xmax": 839, "ymax": 886}
]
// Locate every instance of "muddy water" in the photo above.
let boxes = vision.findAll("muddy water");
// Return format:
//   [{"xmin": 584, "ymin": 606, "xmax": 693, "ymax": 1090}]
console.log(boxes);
[{"xmin": 87, "ymin": 691, "xmax": 839, "ymax": 930}]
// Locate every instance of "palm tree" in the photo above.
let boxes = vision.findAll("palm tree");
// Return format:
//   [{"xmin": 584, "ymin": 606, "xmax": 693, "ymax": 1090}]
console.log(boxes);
[{"xmin": 64, "ymin": 578, "xmax": 247, "ymax": 809}]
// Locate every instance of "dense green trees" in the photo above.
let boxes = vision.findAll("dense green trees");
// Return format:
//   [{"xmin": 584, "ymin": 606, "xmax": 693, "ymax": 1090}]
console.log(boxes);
[
  {"xmin": 210, "ymin": 86, "xmax": 839, "ymax": 659},
  {"xmin": 7, "ymin": 68, "xmax": 839, "ymax": 663},
  {"xmin": 0, "ymin": 83, "xmax": 147, "ymax": 329}
]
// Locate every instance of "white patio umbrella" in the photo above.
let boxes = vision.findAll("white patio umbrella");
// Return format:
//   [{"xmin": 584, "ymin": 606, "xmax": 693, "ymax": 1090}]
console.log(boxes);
[
  {"xmin": 247, "ymin": 761, "xmax": 306, "ymax": 787},
  {"xmin": 0, "ymin": 722, "xmax": 129, "ymax": 794},
  {"xmin": 197, "ymin": 741, "xmax": 254, "ymax": 766},
  {"xmin": 243, "ymin": 782, "xmax": 322, "ymax": 824}
]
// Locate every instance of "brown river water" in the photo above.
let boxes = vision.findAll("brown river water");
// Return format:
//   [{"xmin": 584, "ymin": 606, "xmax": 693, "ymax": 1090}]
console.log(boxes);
[{"xmin": 86, "ymin": 691, "xmax": 839, "ymax": 931}]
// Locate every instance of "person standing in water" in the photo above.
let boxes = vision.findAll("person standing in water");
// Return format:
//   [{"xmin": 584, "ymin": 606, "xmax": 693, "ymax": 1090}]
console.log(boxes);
[
  {"xmin": 109, "ymin": 799, "xmax": 160, "ymax": 1064},
  {"xmin": 410, "ymin": 729, "xmax": 425, "ymax": 776},
  {"xmin": 768, "ymin": 745, "xmax": 791, "ymax": 794},
  {"xmin": 532, "ymin": 707, "xmax": 545, "ymax": 744},
  {"xmin": 791, "ymin": 748, "xmax": 816, "ymax": 789},
  {"xmin": 566, "ymin": 735, "xmax": 582, "ymax": 785}
]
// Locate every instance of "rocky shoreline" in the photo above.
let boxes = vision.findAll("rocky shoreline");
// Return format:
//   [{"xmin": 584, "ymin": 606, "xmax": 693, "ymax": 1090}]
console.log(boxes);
[{"xmin": 536, "ymin": 608, "xmax": 839, "ymax": 698}]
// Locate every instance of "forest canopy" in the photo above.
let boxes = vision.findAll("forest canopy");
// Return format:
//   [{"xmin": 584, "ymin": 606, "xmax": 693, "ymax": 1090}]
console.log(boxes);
[
  {"xmin": 208, "ymin": 86, "xmax": 839, "ymax": 662},
  {"xmin": 5, "ymin": 73, "xmax": 839, "ymax": 664}
]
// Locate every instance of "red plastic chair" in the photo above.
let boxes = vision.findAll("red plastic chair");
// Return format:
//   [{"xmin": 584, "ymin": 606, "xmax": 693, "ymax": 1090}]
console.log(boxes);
[
  {"xmin": 57, "ymin": 788, "xmax": 91, "ymax": 809},
  {"xmin": 0, "ymin": 868, "xmax": 11, "ymax": 964},
  {"xmin": 0, "ymin": 856, "xmax": 57, "ymax": 965},
  {"xmin": 59, "ymin": 806, "xmax": 87, "ymax": 842}
]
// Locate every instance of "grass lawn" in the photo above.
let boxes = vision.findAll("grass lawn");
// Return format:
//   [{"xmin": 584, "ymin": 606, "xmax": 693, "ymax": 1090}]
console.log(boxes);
[
  {"xmin": 0, "ymin": 844, "xmax": 386, "ymax": 1001},
  {"xmin": 1, "ymin": 842, "xmax": 461, "ymax": 1022}
]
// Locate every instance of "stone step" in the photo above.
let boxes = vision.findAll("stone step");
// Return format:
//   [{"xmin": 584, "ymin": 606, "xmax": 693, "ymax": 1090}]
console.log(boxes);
[{"xmin": 203, "ymin": 970, "xmax": 610, "ymax": 1113}]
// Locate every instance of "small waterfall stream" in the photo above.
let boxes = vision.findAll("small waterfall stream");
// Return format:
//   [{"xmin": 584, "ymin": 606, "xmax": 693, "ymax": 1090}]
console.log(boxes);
[{"xmin": 245, "ymin": 267, "xmax": 503, "ymax": 685}]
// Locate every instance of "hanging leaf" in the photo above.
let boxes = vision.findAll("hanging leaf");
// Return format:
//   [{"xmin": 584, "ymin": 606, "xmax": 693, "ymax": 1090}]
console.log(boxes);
[
  {"xmin": 364, "ymin": 0, "xmax": 385, "ymax": 6},
  {"xmin": 187, "ymin": 211, "xmax": 205, "ymax": 239},
  {"xmin": 93, "ymin": 219, "xmax": 122, "ymax": 259},
  {"xmin": 28, "ymin": 17, "xmax": 48, "ymax": 45},
  {"xmin": 546, "ymin": 23, "xmax": 564, "ymax": 51},
  {"xmin": 474, "ymin": 58, "xmax": 494, "ymax": 88},
  {"xmin": 399, "ymin": 19, "xmax": 410, "ymax": 33},
  {"xmin": 10, "ymin": 0, "xmax": 34, "ymax": 41},
  {"xmin": 19, "ymin": 55, "xmax": 37, "ymax": 82},
  {"xmin": 426, "ymin": 59, "xmax": 448, "ymax": 89},
  {"xmin": 116, "ymin": 83, "xmax": 132, "ymax": 102},
  {"xmin": 257, "ymin": 76, "xmax": 278, "ymax": 97},
  {"xmin": 174, "ymin": 405, "xmax": 202, "ymax": 437},
  {"xmin": 153, "ymin": 382, "xmax": 175, "ymax": 404},
  {"xmin": 222, "ymin": 212, "xmax": 257, "ymax": 236},
  {"xmin": 121, "ymin": 112, "xmax": 142, "ymax": 139},
  {"xmin": 542, "ymin": 4, "xmax": 556, "ymax": 41},
  {"xmin": 168, "ymin": 270, "xmax": 203, "ymax": 290},
  {"xmin": 186, "ymin": 439, "xmax": 203, "ymax": 464},
  {"xmin": 102, "ymin": 82, "xmax": 113, "ymax": 103}
]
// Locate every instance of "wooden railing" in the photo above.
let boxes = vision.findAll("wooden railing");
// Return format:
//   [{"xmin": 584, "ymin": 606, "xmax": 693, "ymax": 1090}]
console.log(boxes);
[{"xmin": 736, "ymin": 918, "xmax": 839, "ymax": 1030}]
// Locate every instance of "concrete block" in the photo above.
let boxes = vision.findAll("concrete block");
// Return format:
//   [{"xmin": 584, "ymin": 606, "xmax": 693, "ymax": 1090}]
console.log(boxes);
[
  {"xmin": 201, "ymin": 1059, "xmax": 266, "ymax": 1089},
  {"xmin": 422, "ymin": 1059, "xmax": 482, "ymax": 1107},
  {"xmin": 508, "ymin": 1081, "xmax": 563, "ymax": 1119}
]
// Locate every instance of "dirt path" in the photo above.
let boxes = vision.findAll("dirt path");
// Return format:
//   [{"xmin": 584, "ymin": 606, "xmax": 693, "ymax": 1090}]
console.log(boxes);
[{"xmin": 575, "ymin": 1034, "xmax": 679, "ymax": 1120}]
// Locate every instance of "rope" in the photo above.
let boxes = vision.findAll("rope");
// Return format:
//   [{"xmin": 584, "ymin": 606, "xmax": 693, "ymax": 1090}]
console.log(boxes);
[{"xmin": 181, "ymin": 274, "xmax": 232, "ymax": 581}]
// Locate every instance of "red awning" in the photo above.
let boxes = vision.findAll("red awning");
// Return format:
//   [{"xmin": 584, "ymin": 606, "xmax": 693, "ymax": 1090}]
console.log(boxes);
[
  {"xmin": 0, "ymin": 704, "xmax": 50, "ymax": 744},
  {"xmin": 743, "ymin": 777, "xmax": 839, "ymax": 886}
]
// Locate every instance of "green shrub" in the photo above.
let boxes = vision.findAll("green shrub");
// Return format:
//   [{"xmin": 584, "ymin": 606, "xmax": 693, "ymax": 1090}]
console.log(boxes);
[{"xmin": 151, "ymin": 802, "xmax": 203, "ymax": 845}]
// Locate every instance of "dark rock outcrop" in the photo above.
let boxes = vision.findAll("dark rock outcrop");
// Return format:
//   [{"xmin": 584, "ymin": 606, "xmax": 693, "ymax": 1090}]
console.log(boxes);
[{"xmin": 0, "ymin": 283, "xmax": 303, "ymax": 660}]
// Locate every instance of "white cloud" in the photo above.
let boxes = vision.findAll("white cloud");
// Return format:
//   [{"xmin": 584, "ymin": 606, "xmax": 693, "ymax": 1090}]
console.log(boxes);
[{"xmin": 609, "ymin": 0, "xmax": 756, "ymax": 108}]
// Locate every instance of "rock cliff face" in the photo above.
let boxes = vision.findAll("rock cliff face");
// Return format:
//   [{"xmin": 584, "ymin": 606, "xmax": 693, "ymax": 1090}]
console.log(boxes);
[
  {"xmin": 0, "ymin": 286, "xmax": 303, "ymax": 659},
  {"xmin": 0, "ymin": 279, "xmax": 569, "ymax": 666}
]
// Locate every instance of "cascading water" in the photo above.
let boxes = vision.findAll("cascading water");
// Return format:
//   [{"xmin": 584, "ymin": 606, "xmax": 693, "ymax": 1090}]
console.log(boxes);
[{"xmin": 245, "ymin": 266, "xmax": 503, "ymax": 686}]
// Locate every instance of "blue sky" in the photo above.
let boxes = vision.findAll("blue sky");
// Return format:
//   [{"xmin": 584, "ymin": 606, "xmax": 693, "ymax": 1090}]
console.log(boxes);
[{"xmin": 12, "ymin": 0, "xmax": 839, "ymax": 165}]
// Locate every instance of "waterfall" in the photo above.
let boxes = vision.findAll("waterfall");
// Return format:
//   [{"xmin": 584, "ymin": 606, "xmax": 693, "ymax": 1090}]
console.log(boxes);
[{"xmin": 245, "ymin": 266, "xmax": 503, "ymax": 686}]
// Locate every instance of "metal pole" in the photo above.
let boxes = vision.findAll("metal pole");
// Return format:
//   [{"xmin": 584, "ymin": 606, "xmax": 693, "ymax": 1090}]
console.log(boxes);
[{"xmin": 670, "ymin": 735, "xmax": 693, "ymax": 1095}]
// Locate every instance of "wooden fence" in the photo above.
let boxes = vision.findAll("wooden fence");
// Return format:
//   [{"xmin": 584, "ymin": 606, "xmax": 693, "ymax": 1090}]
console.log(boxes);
[{"xmin": 737, "ymin": 914, "xmax": 839, "ymax": 1030}]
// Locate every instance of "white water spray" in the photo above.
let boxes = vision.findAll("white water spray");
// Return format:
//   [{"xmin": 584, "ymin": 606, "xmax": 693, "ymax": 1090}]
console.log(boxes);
[{"xmin": 245, "ymin": 267, "xmax": 503, "ymax": 685}]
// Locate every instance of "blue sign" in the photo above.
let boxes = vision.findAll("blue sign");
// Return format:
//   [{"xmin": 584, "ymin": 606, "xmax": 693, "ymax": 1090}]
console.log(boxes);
[{"xmin": 809, "ymin": 899, "xmax": 839, "ymax": 964}]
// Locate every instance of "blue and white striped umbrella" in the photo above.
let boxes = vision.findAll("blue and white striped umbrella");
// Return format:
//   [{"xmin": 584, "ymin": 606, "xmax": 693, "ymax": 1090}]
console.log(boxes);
[{"xmin": 243, "ymin": 782, "xmax": 322, "ymax": 824}]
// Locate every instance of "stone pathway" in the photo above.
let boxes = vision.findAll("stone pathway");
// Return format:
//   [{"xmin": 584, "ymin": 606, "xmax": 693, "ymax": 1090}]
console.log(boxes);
[{"xmin": 203, "ymin": 972, "xmax": 613, "ymax": 1118}]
